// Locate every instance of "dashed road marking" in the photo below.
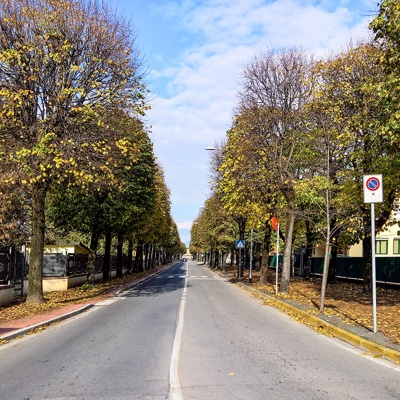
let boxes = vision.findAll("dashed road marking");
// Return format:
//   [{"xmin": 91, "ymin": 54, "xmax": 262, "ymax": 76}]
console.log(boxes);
[{"xmin": 155, "ymin": 275, "xmax": 217, "ymax": 279}]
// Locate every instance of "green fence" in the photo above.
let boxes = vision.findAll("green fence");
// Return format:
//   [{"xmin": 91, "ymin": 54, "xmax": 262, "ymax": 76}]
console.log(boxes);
[
  {"xmin": 268, "ymin": 255, "xmax": 283, "ymax": 267},
  {"xmin": 311, "ymin": 257, "xmax": 400, "ymax": 284}
]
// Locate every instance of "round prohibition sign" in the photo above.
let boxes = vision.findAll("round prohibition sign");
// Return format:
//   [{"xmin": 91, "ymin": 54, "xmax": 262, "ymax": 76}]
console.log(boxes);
[{"xmin": 366, "ymin": 177, "xmax": 380, "ymax": 191}]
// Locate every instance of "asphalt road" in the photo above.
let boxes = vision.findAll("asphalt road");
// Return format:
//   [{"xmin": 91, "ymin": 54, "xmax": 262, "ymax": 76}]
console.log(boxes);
[
  {"xmin": 180, "ymin": 261, "xmax": 400, "ymax": 399},
  {"xmin": 1, "ymin": 260, "xmax": 399, "ymax": 400},
  {"xmin": 0, "ymin": 262, "xmax": 187, "ymax": 400}
]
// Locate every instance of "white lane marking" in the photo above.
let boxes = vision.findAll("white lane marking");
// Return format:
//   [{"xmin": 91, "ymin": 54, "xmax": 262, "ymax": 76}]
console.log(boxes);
[
  {"xmin": 156, "ymin": 274, "xmax": 219, "ymax": 279},
  {"xmin": 169, "ymin": 270, "xmax": 188, "ymax": 400},
  {"xmin": 324, "ymin": 336, "xmax": 400, "ymax": 371}
]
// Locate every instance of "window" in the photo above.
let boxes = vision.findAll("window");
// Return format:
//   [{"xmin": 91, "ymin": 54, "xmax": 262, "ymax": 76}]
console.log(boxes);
[
  {"xmin": 394, "ymin": 200, "xmax": 400, "ymax": 221},
  {"xmin": 394, "ymin": 239, "xmax": 400, "ymax": 255},
  {"xmin": 376, "ymin": 240, "xmax": 388, "ymax": 255}
]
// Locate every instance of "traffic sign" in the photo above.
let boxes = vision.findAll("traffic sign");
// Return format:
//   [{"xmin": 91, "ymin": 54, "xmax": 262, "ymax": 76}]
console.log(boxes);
[
  {"xmin": 235, "ymin": 240, "xmax": 245, "ymax": 249},
  {"xmin": 271, "ymin": 217, "xmax": 279, "ymax": 231},
  {"xmin": 363, "ymin": 175, "xmax": 383, "ymax": 203}
]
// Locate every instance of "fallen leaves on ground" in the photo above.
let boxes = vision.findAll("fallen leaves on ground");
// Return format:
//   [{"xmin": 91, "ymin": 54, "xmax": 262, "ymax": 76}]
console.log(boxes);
[{"xmin": 0, "ymin": 270, "xmax": 152, "ymax": 325}]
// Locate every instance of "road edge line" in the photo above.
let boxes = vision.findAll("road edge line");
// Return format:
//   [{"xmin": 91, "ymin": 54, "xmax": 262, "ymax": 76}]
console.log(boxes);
[{"xmin": 169, "ymin": 271, "xmax": 187, "ymax": 400}]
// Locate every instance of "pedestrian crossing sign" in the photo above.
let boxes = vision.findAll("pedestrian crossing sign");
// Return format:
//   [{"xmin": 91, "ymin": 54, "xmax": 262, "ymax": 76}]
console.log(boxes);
[{"xmin": 235, "ymin": 240, "xmax": 245, "ymax": 249}]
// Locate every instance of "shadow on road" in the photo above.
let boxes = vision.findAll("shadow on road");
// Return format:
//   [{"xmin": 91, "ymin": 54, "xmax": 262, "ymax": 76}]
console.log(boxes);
[{"xmin": 119, "ymin": 263, "xmax": 189, "ymax": 298}]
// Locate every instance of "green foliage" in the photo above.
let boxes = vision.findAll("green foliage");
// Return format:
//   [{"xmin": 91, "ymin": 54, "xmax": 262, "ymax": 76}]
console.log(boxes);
[
  {"xmin": 80, "ymin": 282, "xmax": 94, "ymax": 291},
  {"xmin": 370, "ymin": 0, "xmax": 400, "ymax": 143},
  {"xmin": 202, "ymin": 38, "xmax": 400, "ymax": 292},
  {"xmin": 190, "ymin": 192, "xmax": 237, "ymax": 253},
  {"xmin": 0, "ymin": 0, "xmax": 149, "ymax": 190},
  {"xmin": 0, "ymin": 182, "xmax": 31, "ymax": 247},
  {"xmin": 0, "ymin": 0, "xmax": 190, "ymax": 305}
]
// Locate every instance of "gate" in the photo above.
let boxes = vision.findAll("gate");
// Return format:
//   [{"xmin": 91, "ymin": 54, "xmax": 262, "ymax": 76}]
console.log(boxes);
[
  {"xmin": 0, "ymin": 246, "xmax": 25, "ymax": 294},
  {"xmin": 0, "ymin": 247, "xmax": 10, "ymax": 284}
]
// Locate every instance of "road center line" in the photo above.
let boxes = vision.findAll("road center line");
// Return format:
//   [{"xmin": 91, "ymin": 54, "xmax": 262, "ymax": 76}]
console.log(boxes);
[{"xmin": 169, "ymin": 267, "xmax": 188, "ymax": 400}]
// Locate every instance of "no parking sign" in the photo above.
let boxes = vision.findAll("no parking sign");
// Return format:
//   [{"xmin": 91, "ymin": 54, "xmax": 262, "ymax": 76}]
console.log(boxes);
[
  {"xmin": 363, "ymin": 174, "xmax": 383, "ymax": 333},
  {"xmin": 363, "ymin": 174, "xmax": 383, "ymax": 203}
]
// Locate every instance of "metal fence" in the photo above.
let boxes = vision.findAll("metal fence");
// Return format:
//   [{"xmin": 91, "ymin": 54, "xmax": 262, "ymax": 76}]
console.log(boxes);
[
  {"xmin": 0, "ymin": 246, "xmax": 25, "ymax": 284},
  {"xmin": 266, "ymin": 254, "xmax": 400, "ymax": 285},
  {"xmin": 67, "ymin": 253, "xmax": 88, "ymax": 276},
  {"xmin": 311, "ymin": 257, "xmax": 400, "ymax": 284},
  {"xmin": 95, "ymin": 255, "xmax": 128, "ymax": 273}
]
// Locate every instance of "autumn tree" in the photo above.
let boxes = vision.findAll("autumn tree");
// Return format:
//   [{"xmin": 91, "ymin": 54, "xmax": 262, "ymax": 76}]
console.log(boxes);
[
  {"xmin": 46, "ymin": 116, "xmax": 156, "ymax": 281},
  {"xmin": 310, "ymin": 42, "xmax": 400, "ymax": 294},
  {"xmin": 236, "ymin": 47, "xmax": 313, "ymax": 292},
  {"xmin": 370, "ymin": 0, "xmax": 400, "ymax": 144},
  {"xmin": 0, "ymin": 0, "xmax": 148, "ymax": 303},
  {"xmin": 0, "ymin": 183, "xmax": 31, "ymax": 247},
  {"xmin": 190, "ymin": 195, "xmax": 232, "ymax": 269},
  {"xmin": 218, "ymin": 113, "xmax": 279, "ymax": 281},
  {"xmin": 133, "ymin": 165, "xmax": 176, "ymax": 270}
]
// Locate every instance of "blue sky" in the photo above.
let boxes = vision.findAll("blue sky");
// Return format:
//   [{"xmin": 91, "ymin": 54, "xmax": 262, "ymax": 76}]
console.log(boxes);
[{"xmin": 109, "ymin": 0, "xmax": 377, "ymax": 246}]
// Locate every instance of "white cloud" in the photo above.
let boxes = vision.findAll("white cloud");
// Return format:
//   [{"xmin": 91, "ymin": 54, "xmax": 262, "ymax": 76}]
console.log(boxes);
[
  {"xmin": 177, "ymin": 221, "xmax": 195, "ymax": 229},
  {"xmin": 143, "ymin": 0, "xmax": 376, "ymax": 244}
]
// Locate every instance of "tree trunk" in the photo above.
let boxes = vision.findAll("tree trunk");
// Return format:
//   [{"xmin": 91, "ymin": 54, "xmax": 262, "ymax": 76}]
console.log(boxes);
[
  {"xmin": 327, "ymin": 217, "xmax": 338, "ymax": 284},
  {"xmin": 116, "ymin": 232, "xmax": 123, "ymax": 278},
  {"xmin": 320, "ymin": 180, "xmax": 333, "ymax": 313},
  {"xmin": 304, "ymin": 220, "xmax": 315, "ymax": 279},
  {"xmin": 221, "ymin": 252, "xmax": 227, "ymax": 273},
  {"xmin": 87, "ymin": 228, "xmax": 100, "ymax": 284},
  {"xmin": 26, "ymin": 183, "xmax": 47, "ymax": 304},
  {"xmin": 214, "ymin": 250, "xmax": 220, "ymax": 270},
  {"xmin": 103, "ymin": 231, "xmax": 112, "ymax": 282},
  {"xmin": 144, "ymin": 243, "xmax": 150, "ymax": 270},
  {"xmin": 319, "ymin": 239, "xmax": 331, "ymax": 313},
  {"xmin": 127, "ymin": 240, "xmax": 133, "ymax": 273},
  {"xmin": 135, "ymin": 241, "xmax": 144, "ymax": 272},
  {"xmin": 280, "ymin": 190, "xmax": 296, "ymax": 293},
  {"xmin": 148, "ymin": 244, "xmax": 154, "ymax": 269},
  {"xmin": 143, "ymin": 243, "xmax": 147, "ymax": 271},
  {"xmin": 328, "ymin": 240, "xmax": 337, "ymax": 284},
  {"xmin": 152, "ymin": 245, "xmax": 157, "ymax": 268},
  {"xmin": 260, "ymin": 221, "xmax": 271, "ymax": 286}
]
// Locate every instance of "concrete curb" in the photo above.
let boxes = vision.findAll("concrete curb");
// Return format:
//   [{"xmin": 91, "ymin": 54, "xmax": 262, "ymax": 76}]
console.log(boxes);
[{"xmin": 237, "ymin": 282, "xmax": 400, "ymax": 365}]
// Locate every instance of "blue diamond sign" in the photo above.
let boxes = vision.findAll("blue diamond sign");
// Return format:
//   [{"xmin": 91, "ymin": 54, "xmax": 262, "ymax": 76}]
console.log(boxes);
[{"xmin": 235, "ymin": 240, "xmax": 245, "ymax": 249}]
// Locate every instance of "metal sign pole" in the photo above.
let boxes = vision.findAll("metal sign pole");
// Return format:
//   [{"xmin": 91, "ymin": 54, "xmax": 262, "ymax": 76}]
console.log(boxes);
[
  {"xmin": 371, "ymin": 203, "xmax": 377, "ymax": 333},
  {"xmin": 249, "ymin": 230, "xmax": 253, "ymax": 283},
  {"xmin": 276, "ymin": 223, "xmax": 279, "ymax": 295},
  {"xmin": 363, "ymin": 174, "xmax": 382, "ymax": 334},
  {"xmin": 239, "ymin": 248, "xmax": 242, "ymax": 278}
]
